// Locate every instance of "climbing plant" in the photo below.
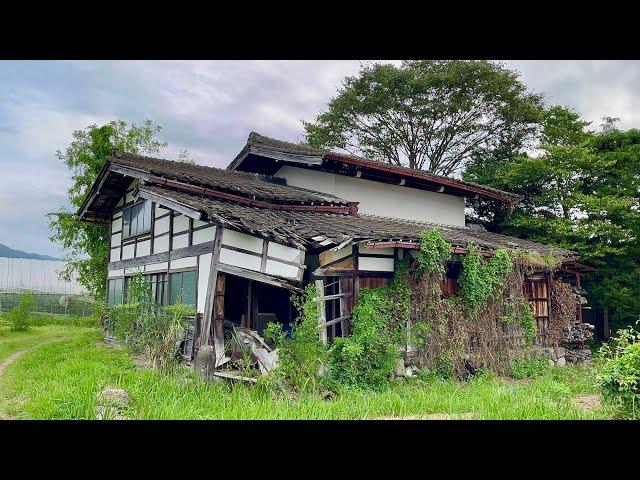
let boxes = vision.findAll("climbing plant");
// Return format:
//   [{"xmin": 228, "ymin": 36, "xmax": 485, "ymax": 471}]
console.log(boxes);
[
  {"xmin": 327, "ymin": 260, "xmax": 411, "ymax": 391},
  {"xmin": 408, "ymin": 234, "xmax": 545, "ymax": 378},
  {"xmin": 459, "ymin": 244, "xmax": 512, "ymax": 315},
  {"xmin": 417, "ymin": 228, "xmax": 451, "ymax": 278}
]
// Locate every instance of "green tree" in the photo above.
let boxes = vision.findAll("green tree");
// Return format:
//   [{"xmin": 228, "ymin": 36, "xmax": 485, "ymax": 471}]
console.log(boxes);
[
  {"xmin": 47, "ymin": 120, "xmax": 167, "ymax": 299},
  {"xmin": 464, "ymin": 106, "xmax": 640, "ymax": 327},
  {"xmin": 304, "ymin": 60, "xmax": 543, "ymax": 176}
]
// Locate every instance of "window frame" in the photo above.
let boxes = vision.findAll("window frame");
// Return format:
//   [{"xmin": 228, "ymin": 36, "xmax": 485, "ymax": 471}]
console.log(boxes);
[
  {"xmin": 169, "ymin": 270, "xmax": 197, "ymax": 307},
  {"xmin": 122, "ymin": 199, "xmax": 152, "ymax": 240},
  {"xmin": 107, "ymin": 278, "xmax": 124, "ymax": 306}
]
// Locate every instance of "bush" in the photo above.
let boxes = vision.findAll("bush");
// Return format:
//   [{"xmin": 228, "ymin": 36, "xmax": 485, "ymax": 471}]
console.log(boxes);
[
  {"xmin": 8, "ymin": 291, "xmax": 36, "ymax": 331},
  {"xmin": 264, "ymin": 284, "xmax": 327, "ymax": 393},
  {"xmin": 596, "ymin": 323, "xmax": 640, "ymax": 418},
  {"xmin": 327, "ymin": 288, "xmax": 399, "ymax": 391},
  {"xmin": 109, "ymin": 274, "xmax": 194, "ymax": 370}
]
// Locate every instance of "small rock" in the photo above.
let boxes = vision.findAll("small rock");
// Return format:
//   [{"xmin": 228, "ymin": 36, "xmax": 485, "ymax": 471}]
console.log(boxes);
[
  {"xmin": 99, "ymin": 387, "xmax": 129, "ymax": 407},
  {"xmin": 405, "ymin": 367, "xmax": 415, "ymax": 377},
  {"xmin": 554, "ymin": 346, "xmax": 566, "ymax": 358},
  {"xmin": 555, "ymin": 357, "xmax": 566, "ymax": 367},
  {"xmin": 548, "ymin": 359, "xmax": 555, "ymax": 367},
  {"xmin": 395, "ymin": 358, "xmax": 406, "ymax": 377},
  {"xmin": 96, "ymin": 387, "xmax": 129, "ymax": 420}
]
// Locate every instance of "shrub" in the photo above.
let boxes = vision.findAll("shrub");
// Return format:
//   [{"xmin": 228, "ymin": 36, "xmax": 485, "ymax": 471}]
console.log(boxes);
[
  {"xmin": 264, "ymin": 284, "xmax": 327, "ymax": 393},
  {"xmin": 596, "ymin": 323, "xmax": 640, "ymax": 418},
  {"xmin": 328, "ymin": 288, "xmax": 399, "ymax": 391},
  {"xmin": 109, "ymin": 273, "xmax": 194, "ymax": 370},
  {"xmin": 8, "ymin": 290, "xmax": 36, "ymax": 332}
]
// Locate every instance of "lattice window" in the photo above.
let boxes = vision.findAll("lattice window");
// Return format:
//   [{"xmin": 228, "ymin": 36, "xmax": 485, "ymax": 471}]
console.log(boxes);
[{"xmin": 524, "ymin": 276, "xmax": 549, "ymax": 343}]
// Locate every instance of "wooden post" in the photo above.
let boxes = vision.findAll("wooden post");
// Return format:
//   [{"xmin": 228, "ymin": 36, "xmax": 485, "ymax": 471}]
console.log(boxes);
[
  {"xmin": 316, "ymin": 279, "xmax": 327, "ymax": 344},
  {"xmin": 213, "ymin": 273, "xmax": 226, "ymax": 365},
  {"xmin": 339, "ymin": 278, "xmax": 348, "ymax": 337},
  {"xmin": 199, "ymin": 225, "xmax": 223, "ymax": 347}
]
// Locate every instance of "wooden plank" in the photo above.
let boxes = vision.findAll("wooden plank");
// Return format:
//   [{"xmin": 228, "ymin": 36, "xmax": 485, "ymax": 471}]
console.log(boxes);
[
  {"xmin": 321, "ymin": 314, "xmax": 351, "ymax": 328},
  {"xmin": 212, "ymin": 371, "xmax": 257, "ymax": 383},
  {"xmin": 260, "ymin": 238, "xmax": 269, "ymax": 273},
  {"xmin": 320, "ymin": 293, "xmax": 348, "ymax": 301},
  {"xmin": 339, "ymin": 279, "xmax": 348, "ymax": 337},
  {"xmin": 200, "ymin": 226, "xmax": 223, "ymax": 348},
  {"xmin": 316, "ymin": 280, "xmax": 327, "ymax": 345},
  {"xmin": 137, "ymin": 187, "xmax": 203, "ymax": 220},
  {"xmin": 217, "ymin": 263, "xmax": 302, "ymax": 292}
]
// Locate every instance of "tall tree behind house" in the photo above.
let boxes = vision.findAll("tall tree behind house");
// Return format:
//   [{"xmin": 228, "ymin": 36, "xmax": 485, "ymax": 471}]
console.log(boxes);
[{"xmin": 304, "ymin": 60, "xmax": 543, "ymax": 176}]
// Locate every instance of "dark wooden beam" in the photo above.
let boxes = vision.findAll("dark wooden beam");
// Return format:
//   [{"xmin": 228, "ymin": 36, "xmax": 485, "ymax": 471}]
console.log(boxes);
[
  {"xmin": 200, "ymin": 226, "xmax": 223, "ymax": 351},
  {"xmin": 108, "ymin": 241, "xmax": 214, "ymax": 270},
  {"xmin": 217, "ymin": 263, "xmax": 301, "ymax": 292}
]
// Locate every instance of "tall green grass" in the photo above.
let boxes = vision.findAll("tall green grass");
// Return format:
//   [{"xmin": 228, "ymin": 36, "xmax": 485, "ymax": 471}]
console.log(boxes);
[
  {"xmin": 0, "ymin": 327, "xmax": 614, "ymax": 420},
  {"xmin": 0, "ymin": 312, "xmax": 99, "ymax": 329},
  {"xmin": 0, "ymin": 325, "xmax": 82, "ymax": 362}
]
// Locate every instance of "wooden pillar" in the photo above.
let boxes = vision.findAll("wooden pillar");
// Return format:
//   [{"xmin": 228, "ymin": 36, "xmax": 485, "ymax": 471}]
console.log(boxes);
[
  {"xmin": 242, "ymin": 280, "xmax": 251, "ymax": 329},
  {"xmin": 352, "ymin": 244, "xmax": 360, "ymax": 305},
  {"xmin": 316, "ymin": 279, "xmax": 327, "ymax": 344},
  {"xmin": 213, "ymin": 272, "xmax": 226, "ymax": 365},
  {"xmin": 199, "ymin": 225, "xmax": 223, "ymax": 348}
]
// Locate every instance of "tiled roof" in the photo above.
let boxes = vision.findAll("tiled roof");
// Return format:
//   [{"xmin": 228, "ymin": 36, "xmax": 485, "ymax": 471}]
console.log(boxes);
[
  {"xmin": 110, "ymin": 151, "xmax": 347, "ymax": 206},
  {"xmin": 139, "ymin": 184, "xmax": 571, "ymax": 257}
]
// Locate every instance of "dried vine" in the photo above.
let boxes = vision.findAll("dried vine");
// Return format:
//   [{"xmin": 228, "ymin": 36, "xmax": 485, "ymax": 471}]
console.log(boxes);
[
  {"xmin": 547, "ymin": 280, "xmax": 577, "ymax": 346},
  {"xmin": 408, "ymin": 229, "xmax": 541, "ymax": 378}
]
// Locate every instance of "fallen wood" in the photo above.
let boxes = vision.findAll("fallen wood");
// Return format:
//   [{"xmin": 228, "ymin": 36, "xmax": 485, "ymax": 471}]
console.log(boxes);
[
  {"xmin": 238, "ymin": 328, "xmax": 273, "ymax": 352},
  {"xmin": 255, "ymin": 347, "xmax": 278, "ymax": 373},
  {"xmin": 212, "ymin": 371, "xmax": 258, "ymax": 383}
]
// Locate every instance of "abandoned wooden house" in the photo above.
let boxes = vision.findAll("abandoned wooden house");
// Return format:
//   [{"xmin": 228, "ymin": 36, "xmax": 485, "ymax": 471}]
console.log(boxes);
[{"xmin": 78, "ymin": 132, "xmax": 595, "ymax": 370}]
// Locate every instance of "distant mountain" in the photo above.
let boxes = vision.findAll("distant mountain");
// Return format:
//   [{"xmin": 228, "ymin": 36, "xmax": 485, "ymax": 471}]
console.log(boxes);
[{"xmin": 0, "ymin": 243, "xmax": 61, "ymax": 261}]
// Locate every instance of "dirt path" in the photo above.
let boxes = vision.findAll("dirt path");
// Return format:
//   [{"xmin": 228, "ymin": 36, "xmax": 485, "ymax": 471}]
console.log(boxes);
[{"xmin": 0, "ymin": 337, "xmax": 72, "ymax": 420}]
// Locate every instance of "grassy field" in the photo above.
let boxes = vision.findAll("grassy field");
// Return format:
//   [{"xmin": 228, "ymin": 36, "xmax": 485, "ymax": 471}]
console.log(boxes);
[{"xmin": 0, "ymin": 323, "xmax": 616, "ymax": 420}]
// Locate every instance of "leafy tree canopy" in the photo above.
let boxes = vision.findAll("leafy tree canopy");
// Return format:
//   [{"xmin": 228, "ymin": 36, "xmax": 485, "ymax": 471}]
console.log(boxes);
[
  {"xmin": 304, "ymin": 60, "xmax": 543, "ymax": 176},
  {"xmin": 47, "ymin": 120, "xmax": 167, "ymax": 299},
  {"xmin": 464, "ymin": 106, "xmax": 640, "ymax": 327}
]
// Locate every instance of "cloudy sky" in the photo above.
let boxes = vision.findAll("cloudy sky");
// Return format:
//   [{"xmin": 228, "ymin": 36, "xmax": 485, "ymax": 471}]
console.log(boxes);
[{"xmin": 1, "ymin": 60, "xmax": 639, "ymax": 257}]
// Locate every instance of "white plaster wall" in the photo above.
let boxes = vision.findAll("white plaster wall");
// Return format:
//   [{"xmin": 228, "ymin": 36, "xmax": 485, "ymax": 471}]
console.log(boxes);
[
  {"xmin": 193, "ymin": 226, "xmax": 215, "ymax": 245},
  {"xmin": 359, "ymin": 257, "xmax": 395, "ymax": 272},
  {"xmin": 276, "ymin": 165, "xmax": 466, "ymax": 226},
  {"xmin": 169, "ymin": 256, "xmax": 197, "ymax": 270}
]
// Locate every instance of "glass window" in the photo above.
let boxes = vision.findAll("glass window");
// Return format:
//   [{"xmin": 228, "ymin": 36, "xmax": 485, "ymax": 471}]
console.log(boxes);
[
  {"xmin": 151, "ymin": 273, "xmax": 168, "ymax": 306},
  {"xmin": 107, "ymin": 278, "xmax": 124, "ymax": 306},
  {"xmin": 169, "ymin": 271, "xmax": 196, "ymax": 307},
  {"xmin": 122, "ymin": 200, "xmax": 151, "ymax": 239}
]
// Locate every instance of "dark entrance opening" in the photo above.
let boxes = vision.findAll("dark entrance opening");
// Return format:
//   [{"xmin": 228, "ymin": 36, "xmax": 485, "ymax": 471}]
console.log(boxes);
[{"xmin": 222, "ymin": 273, "xmax": 295, "ymax": 338}]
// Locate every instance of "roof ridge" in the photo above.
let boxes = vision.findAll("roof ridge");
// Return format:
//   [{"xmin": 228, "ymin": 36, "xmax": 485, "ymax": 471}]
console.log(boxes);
[{"xmin": 108, "ymin": 149, "xmax": 349, "ymax": 205}]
